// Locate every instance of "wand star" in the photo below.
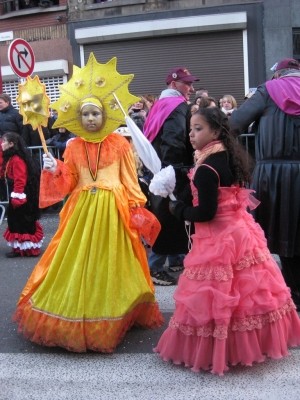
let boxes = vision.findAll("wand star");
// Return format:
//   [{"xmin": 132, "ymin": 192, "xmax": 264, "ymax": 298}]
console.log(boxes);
[{"xmin": 17, "ymin": 75, "xmax": 50, "ymax": 130}]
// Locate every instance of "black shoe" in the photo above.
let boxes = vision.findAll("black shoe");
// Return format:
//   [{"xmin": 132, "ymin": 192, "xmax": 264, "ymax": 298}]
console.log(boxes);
[
  {"xmin": 6, "ymin": 252, "xmax": 21, "ymax": 258},
  {"xmin": 168, "ymin": 264, "xmax": 184, "ymax": 273},
  {"xmin": 151, "ymin": 271, "xmax": 177, "ymax": 286}
]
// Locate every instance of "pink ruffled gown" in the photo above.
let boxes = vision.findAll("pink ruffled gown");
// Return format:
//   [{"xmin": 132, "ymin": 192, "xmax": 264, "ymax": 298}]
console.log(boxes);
[{"xmin": 154, "ymin": 183, "xmax": 300, "ymax": 375}]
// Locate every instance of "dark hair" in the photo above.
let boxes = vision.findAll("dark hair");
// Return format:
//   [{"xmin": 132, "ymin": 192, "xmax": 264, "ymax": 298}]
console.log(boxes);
[
  {"xmin": 193, "ymin": 107, "xmax": 253, "ymax": 186},
  {"xmin": 3, "ymin": 132, "xmax": 31, "ymax": 162},
  {"xmin": 0, "ymin": 93, "xmax": 12, "ymax": 105},
  {"xmin": 198, "ymin": 96, "xmax": 217, "ymax": 108}
]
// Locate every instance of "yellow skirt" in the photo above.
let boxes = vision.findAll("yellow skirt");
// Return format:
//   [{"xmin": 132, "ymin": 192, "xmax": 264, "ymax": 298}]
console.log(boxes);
[{"xmin": 14, "ymin": 189, "xmax": 163, "ymax": 352}]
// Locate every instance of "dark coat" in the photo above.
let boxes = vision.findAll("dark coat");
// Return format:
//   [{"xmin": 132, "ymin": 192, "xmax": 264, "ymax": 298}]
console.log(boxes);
[
  {"xmin": 0, "ymin": 105, "xmax": 25, "ymax": 137},
  {"xmin": 230, "ymin": 81, "xmax": 300, "ymax": 257},
  {"xmin": 22, "ymin": 125, "xmax": 51, "ymax": 147},
  {"xmin": 149, "ymin": 101, "xmax": 193, "ymax": 255}
]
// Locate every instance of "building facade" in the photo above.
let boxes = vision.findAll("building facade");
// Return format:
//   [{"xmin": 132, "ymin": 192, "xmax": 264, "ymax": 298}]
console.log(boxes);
[
  {"xmin": 0, "ymin": 0, "xmax": 71, "ymax": 106},
  {"xmin": 0, "ymin": 0, "xmax": 299, "ymax": 107}
]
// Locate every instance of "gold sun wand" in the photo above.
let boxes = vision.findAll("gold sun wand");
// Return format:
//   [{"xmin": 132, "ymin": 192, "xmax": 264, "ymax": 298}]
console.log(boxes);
[{"xmin": 17, "ymin": 75, "xmax": 50, "ymax": 154}]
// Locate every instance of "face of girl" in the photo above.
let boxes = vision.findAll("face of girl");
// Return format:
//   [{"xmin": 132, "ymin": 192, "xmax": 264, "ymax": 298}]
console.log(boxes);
[
  {"xmin": 1, "ymin": 137, "xmax": 14, "ymax": 151},
  {"xmin": 189, "ymin": 113, "xmax": 219, "ymax": 151},
  {"xmin": 81, "ymin": 105, "xmax": 103, "ymax": 132}
]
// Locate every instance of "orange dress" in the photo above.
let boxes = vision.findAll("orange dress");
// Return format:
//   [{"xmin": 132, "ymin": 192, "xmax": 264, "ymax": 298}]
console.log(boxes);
[{"xmin": 14, "ymin": 134, "xmax": 163, "ymax": 352}]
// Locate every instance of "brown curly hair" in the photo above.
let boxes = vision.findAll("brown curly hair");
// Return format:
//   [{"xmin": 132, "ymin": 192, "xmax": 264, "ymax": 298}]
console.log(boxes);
[{"xmin": 193, "ymin": 107, "xmax": 254, "ymax": 186}]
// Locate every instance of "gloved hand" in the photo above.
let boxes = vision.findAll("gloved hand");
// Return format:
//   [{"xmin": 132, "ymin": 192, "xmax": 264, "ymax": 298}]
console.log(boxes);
[
  {"xmin": 169, "ymin": 200, "xmax": 186, "ymax": 220},
  {"xmin": 43, "ymin": 152, "xmax": 57, "ymax": 173},
  {"xmin": 11, "ymin": 197, "xmax": 27, "ymax": 208}
]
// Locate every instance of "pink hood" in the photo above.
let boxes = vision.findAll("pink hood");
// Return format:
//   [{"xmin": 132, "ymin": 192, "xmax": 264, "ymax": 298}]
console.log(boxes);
[{"xmin": 266, "ymin": 76, "xmax": 300, "ymax": 116}]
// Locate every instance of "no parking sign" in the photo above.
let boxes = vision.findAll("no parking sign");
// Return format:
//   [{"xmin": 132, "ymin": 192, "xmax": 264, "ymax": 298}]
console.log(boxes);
[{"xmin": 8, "ymin": 38, "xmax": 35, "ymax": 78}]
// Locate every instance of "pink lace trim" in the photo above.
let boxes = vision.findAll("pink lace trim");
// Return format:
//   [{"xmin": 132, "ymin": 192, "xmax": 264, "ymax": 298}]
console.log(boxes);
[
  {"xmin": 169, "ymin": 299, "xmax": 295, "ymax": 340},
  {"xmin": 235, "ymin": 248, "xmax": 270, "ymax": 271},
  {"xmin": 184, "ymin": 248, "xmax": 271, "ymax": 282},
  {"xmin": 184, "ymin": 264, "xmax": 233, "ymax": 281},
  {"xmin": 169, "ymin": 317, "xmax": 229, "ymax": 340},
  {"xmin": 231, "ymin": 299, "xmax": 295, "ymax": 331}
]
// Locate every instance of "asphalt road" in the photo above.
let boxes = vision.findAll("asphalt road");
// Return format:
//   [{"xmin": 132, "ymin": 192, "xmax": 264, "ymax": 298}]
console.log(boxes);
[{"xmin": 1, "ymin": 210, "xmax": 300, "ymax": 400}]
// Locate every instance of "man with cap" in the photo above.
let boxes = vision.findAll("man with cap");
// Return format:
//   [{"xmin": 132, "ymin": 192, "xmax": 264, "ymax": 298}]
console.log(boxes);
[
  {"xmin": 143, "ymin": 66, "xmax": 199, "ymax": 285},
  {"xmin": 230, "ymin": 57, "xmax": 300, "ymax": 309}
]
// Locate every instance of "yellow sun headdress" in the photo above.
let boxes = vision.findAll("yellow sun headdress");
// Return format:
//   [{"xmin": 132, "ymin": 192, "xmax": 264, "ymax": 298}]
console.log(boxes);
[{"xmin": 50, "ymin": 53, "xmax": 140, "ymax": 142}]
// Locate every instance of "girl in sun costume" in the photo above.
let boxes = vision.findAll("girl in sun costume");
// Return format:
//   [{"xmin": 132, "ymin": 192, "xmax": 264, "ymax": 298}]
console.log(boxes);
[{"xmin": 13, "ymin": 54, "xmax": 163, "ymax": 352}]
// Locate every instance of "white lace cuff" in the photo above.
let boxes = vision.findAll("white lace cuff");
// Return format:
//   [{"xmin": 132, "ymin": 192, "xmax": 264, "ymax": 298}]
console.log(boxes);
[{"xmin": 11, "ymin": 192, "xmax": 27, "ymax": 199}]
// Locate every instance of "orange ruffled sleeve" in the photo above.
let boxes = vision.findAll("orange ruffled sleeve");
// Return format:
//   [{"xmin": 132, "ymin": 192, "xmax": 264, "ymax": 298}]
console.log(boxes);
[{"xmin": 39, "ymin": 153, "xmax": 79, "ymax": 208}]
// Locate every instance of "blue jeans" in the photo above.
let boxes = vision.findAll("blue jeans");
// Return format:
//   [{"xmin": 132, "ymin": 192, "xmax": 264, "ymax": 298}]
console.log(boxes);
[{"xmin": 148, "ymin": 250, "xmax": 184, "ymax": 273}]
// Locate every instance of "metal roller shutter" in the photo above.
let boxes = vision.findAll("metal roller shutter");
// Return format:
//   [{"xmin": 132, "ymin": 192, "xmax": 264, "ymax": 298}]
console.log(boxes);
[
  {"xmin": 83, "ymin": 30, "xmax": 245, "ymax": 106},
  {"xmin": 2, "ymin": 76, "xmax": 65, "ymax": 109}
]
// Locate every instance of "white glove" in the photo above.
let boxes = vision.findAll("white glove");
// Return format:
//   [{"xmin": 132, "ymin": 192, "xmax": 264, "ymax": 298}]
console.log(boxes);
[
  {"xmin": 43, "ymin": 152, "xmax": 57, "ymax": 173},
  {"xmin": 149, "ymin": 165, "xmax": 176, "ymax": 198}
]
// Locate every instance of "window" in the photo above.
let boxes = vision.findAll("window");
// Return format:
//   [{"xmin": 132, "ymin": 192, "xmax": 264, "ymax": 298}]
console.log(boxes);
[
  {"xmin": 1, "ymin": 0, "xmax": 59, "ymax": 13},
  {"xmin": 293, "ymin": 28, "xmax": 300, "ymax": 60}
]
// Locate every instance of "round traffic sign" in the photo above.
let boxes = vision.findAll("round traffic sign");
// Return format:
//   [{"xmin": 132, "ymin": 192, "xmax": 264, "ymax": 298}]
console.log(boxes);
[{"xmin": 8, "ymin": 38, "xmax": 35, "ymax": 78}]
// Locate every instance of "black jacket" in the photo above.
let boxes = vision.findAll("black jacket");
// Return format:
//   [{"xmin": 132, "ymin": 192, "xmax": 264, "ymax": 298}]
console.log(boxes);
[
  {"xmin": 149, "ymin": 101, "xmax": 193, "ymax": 255},
  {"xmin": 230, "ymin": 80, "xmax": 300, "ymax": 257},
  {"xmin": 0, "ymin": 105, "xmax": 25, "ymax": 137}
]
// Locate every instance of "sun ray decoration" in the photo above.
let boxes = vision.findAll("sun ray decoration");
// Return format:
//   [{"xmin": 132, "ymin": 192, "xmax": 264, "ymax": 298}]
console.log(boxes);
[
  {"xmin": 50, "ymin": 53, "xmax": 140, "ymax": 142},
  {"xmin": 17, "ymin": 75, "xmax": 50, "ymax": 153}
]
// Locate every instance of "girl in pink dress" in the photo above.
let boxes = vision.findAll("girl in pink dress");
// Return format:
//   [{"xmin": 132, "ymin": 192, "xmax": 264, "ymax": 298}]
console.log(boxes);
[{"xmin": 154, "ymin": 107, "xmax": 300, "ymax": 375}]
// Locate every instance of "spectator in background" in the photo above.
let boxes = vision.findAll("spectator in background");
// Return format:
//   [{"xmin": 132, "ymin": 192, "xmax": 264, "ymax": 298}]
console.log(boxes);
[
  {"xmin": 46, "ymin": 128, "xmax": 75, "ymax": 159},
  {"xmin": 22, "ymin": 124, "xmax": 51, "ymax": 147},
  {"xmin": 0, "ymin": 93, "xmax": 26, "ymax": 137},
  {"xmin": 190, "ymin": 103, "xmax": 199, "ymax": 115},
  {"xmin": 128, "ymin": 98, "xmax": 148, "ymax": 131},
  {"xmin": 194, "ymin": 89, "xmax": 209, "ymax": 108},
  {"xmin": 191, "ymin": 96, "xmax": 217, "ymax": 115},
  {"xmin": 142, "ymin": 94, "xmax": 157, "ymax": 115},
  {"xmin": 195, "ymin": 88, "xmax": 208, "ymax": 99},
  {"xmin": 48, "ymin": 109, "xmax": 59, "ymax": 137},
  {"xmin": 22, "ymin": 124, "xmax": 51, "ymax": 171},
  {"xmin": 198, "ymin": 96, "xmax": 217, "ymax": 109},
  {"xmin": 143, "ymin": 66, "xmax": 199, "ymax": 285},
  {"xmin": 221, "ymin": 94, "xmax": 237, "ymax": 117}
]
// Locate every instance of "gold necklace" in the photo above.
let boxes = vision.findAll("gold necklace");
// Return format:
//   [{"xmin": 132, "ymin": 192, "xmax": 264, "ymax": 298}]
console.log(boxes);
[{"xmin": 84, "ymin": 142, "xmax": 101, "ymax": 182}]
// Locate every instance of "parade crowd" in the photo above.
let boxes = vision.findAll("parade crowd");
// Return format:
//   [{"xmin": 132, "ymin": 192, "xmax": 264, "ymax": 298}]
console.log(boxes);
[{"xmin": 1, "ymin": 56, "xmax": 300, "ymax": 376}]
